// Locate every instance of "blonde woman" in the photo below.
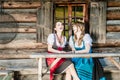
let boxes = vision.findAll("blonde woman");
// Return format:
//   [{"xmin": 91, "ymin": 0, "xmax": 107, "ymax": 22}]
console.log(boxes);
[{"xmin": 69, "ymin": 22, "xmax": 106, "ymax": 80}]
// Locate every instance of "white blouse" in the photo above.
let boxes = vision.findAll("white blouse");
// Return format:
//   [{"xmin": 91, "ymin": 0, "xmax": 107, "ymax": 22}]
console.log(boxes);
[
  {"xmin": 47, "ymin": 33, "xmax": 67, "ymax": 48},
  {"xmin": 69, "ymin": 34, "xmax": 92, "ymax": 48}
]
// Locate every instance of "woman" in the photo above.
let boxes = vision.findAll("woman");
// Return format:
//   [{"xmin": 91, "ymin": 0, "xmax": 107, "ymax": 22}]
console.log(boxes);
[
  {"xmin": 46, "ymin": 22, "xmax": 80, "ymax": 80},
  {"xmin": 69, "ymin": 22, "xmax": 106, "ymax": 80}
]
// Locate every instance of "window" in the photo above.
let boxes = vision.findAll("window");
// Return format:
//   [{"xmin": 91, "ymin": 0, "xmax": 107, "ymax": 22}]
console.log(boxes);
[{"xmin": 53, "ymin": 2, "xmax": 88, "ymax": 40}]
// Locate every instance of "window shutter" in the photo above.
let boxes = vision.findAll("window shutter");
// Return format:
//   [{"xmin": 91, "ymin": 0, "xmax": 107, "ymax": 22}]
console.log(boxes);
[
  {"xmin": 36, "ymin": 1, "xmax": 53, "ymax": 43},
  {"xmin": 90, "ymin": 2, "xmax": 106, "ymax": 43}
]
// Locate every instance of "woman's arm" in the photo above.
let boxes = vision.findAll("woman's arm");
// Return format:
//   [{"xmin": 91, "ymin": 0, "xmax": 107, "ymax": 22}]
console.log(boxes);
[{"xmin": 48, "ymin": 43, "xmax": 65, "ymax": 53}]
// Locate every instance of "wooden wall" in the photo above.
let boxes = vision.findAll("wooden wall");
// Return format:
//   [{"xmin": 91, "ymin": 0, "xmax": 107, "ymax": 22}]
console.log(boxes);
[{"xmin": 0, "ymin": 0, "xmax": 119, "ymax": 80}]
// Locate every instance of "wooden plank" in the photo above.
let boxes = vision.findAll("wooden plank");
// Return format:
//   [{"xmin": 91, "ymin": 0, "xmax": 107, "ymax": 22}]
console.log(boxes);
[
  {"xmin": 8, "ymin": 13, "xmax": 36, "ymax": 22},
  {"xmin": 108, "ymin": 1, "xmax": 120, "ymax": 7},
  {"xmin": 90, "ymin": 2, "xmax": 106, "ymax": 43},
  {"xmin": 107, "ymin": 20, "xmax": 120, "ymax": 25},
  {"xmin": 0, "ymin": 42, "xmax": 47, "ymax": 49},
  {"xmin": 107, "ymin": 25, "xmax": 120, "ymax": 32},
  {"xmin": 107, "ymin": 11, "xmax": 120, "ymax": 20},
  {"xmin": 107, "ymin": 32, "xmax": 120, "ymax": 39},
  {"xmin": 4, "ymin": 9, "xmax": 37, "ymax": 13},
  {"xmin": 3, "ymin": 2, "xmax": 41, "ymax": 9},
  {"xmin": 30, "ymin": 53, "xmax": 120, "ymax": 58},
  {"xmin": 0, "ymin": 33, "xmax": 36, "ymax": 41},
  {"xmin": 107, "ymin": 57, "xmax": 120, "ymax": 70},
  {"xmin": 0, "ymin": 28, "xmax": 36, "ymax": 33},
  {"xmin": 92, "ymin": 40, "xmax": 120, "ymax": 47}
]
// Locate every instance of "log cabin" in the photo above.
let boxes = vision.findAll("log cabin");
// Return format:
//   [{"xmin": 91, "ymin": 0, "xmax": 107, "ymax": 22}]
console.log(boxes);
[{"xmin": 0, "ymin": 0, "xmax": 119, "ymax": 80}]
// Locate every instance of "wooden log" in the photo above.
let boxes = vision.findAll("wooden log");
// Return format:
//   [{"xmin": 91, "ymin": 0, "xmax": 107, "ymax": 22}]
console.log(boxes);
[
  {"xmin": 93, "ymin": 39, "xmax": 120, "ymax": 47},
  {"xmin": 93, "ymin": 47, "xmax": 120, "ymax": 53},
  {"xmin": 0, "ymin": 28, "xmax": 36, "ymax": 33},
  {"xmin": 107, "ymin": 32, "xmax": 120, "ymax": 39},
  {"xmin": 107, "ymin": 11, "xmax": 120, "ymax": 20},
  {"xmin": 0, "ymin": 42, "xmax": 47, "ymax": 49},
  {"xmin": 107, "ymin": 25, "xmax": 120, "ymax": 32},
  {"xmin": 4, "ymin": 9, "xmax": 37, "ymax": 13},
  {"xmin": 3, "ymin": 2, "xmax": 41, "ymax": 9},
  {"xmin": 8, "ymin": 13, "xmax": 36, "ymax": 22},
  {"xmin": 107, "ymin": 20, "xmax": 120, "ymax": 25},
  {"xmin": 0, "ymin": 33, "xmax": 36, "ymax": 41},
  {"xmin": 108, "ymin": 1, "xmax": 120, "ymax": 7}
]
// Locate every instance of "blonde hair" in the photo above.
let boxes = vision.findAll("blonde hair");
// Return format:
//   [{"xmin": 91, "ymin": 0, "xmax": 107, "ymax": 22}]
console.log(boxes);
[{"xmin": 72, "ymin": 22, "xmax": 85, "ymax": 46}]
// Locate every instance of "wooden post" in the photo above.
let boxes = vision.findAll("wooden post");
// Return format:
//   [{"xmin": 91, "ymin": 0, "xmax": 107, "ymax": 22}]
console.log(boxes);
[
  {"xmin": 107, "ymin": 57, "xmax": 120, "ymax": 70},
  {"xmin": 90, "ymin": 2, "xmax": 106, "ymax": 43},
  {"xmin": 38, "ymin": 58, "xmax": 42, "ymax": 80}
]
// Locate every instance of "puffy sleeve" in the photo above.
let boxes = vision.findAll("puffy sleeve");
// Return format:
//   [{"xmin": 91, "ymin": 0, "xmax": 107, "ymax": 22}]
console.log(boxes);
[
  {"xmin": 47, "ymin": 34, "xmax": 54, "ymax": 45},
  {"xmin": 69, "ymin": 36, "xmax": 74, "ymax": 48},
  {"xmin": 83, "ymin": 34, "xmax": 93, "ymax": 46}
]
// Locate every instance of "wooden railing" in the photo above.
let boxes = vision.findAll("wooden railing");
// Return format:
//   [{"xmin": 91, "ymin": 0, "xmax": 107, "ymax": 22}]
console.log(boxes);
[{"xmin": 30, "ymin": 52, "xmax": 120, "ymax": 80}]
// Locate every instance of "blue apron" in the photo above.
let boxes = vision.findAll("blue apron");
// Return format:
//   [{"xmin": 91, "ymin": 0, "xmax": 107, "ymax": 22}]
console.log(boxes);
[{"xmin": 71, "ymin": 40, "xmax": 94, "ymax": 80}]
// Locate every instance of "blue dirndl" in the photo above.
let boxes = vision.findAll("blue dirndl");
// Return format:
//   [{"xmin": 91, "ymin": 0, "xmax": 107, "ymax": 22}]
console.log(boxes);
[
  {"xmin": 71, "ymin": 40, "xmax": 106, "ymax": 80},
  {"xmin": 71, "ymin": 41, "xmax": 94, "ymax": 80}
]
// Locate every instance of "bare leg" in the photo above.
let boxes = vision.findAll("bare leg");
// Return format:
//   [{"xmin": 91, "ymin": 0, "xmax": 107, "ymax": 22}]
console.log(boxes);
[
  {"xmin": 65, "ymin": 69, "xmax": 72, "ymax": 80},
  {"xmin": 67, "ymin": 64, "xmax": 80, "ymax": 80}
]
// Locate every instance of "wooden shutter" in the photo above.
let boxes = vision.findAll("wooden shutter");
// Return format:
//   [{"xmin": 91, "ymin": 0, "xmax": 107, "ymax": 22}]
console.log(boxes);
[
  {"xmin": 90, "ymin": 2, "xmax": 106, "ymax": 43},
  {"xmin": 37, "ymin": 1, "xmax": 53, "ymax": 43}
]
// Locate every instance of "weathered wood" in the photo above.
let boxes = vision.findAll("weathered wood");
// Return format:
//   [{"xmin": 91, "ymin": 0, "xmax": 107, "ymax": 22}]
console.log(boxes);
[
  {"xmin": 90, "ymin": 2, "xmax": 106, "ymax": 43},
  {"xmin": 107, "ymin": 20, "xmax": 120, "ymax": 25},
  {"xmin": 0, "ymin": 42, "xmax": 47, "ymax": 49},
  {"xmin": 4, "ymin": 9, "xmax": 37, "ymax": 13},
  {"xmin": 37, "ymin": 2, "xmax": 53, "ymax": 43},
  {"xmin": 108, "ymin": 1, "xmax": 120, "ymax": 7},
  {"xmin": 107, "ymin": 11, "xmax": 120, "ymax": 20},
  {"xmin": 7, "ymin": 13, "xmax": 36, "ymax": 22},
  {"xmin": 30, "ymin": 53, "xmax": 120, "ymax": 58},
  {"xmin": 92, "ymin": 40, "xmax": 120, "ymax": 47},
  {"xmin": 107, "ymin": 57, "xmax": 120, "ymax": 70},
  {"xmin": 0, "ymin": 28, "xmax": 36, "ymax": 33},
  {"xmin": 107, "ymin": 32, "xmax": 120, "ymax": 39},
  {"xmin": 107, "ymin": 25, "xmax": 120, "ymax": 32},
  {"xmin": 0, "ymin": 33, "xmax": 36, "ymax": 41},
  {"xmin": 3, "ymin": 2, "xmax": 41, "ymax": 9}
]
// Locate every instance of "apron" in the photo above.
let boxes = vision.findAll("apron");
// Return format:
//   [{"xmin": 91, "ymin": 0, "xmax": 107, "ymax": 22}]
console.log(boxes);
[{"xmin": 46, "ymin": 34, "xmax": 66, "ymax": 80}]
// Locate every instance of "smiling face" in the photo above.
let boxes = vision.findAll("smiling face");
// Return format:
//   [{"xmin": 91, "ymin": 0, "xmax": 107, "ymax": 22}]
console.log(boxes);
[
  {"xmin": 54, "ymin": 22, "xmax": 64, "ymax": 33},
  {"xmin": 72, "ymin": 25, "xmax": 81, "ymax": 35}
]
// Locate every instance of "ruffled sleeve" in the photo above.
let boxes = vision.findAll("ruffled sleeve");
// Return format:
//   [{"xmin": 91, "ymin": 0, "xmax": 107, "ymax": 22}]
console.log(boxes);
[
  {"xmin": 47, "ymin": 34, "xmax": 54, "ymax": 45},
  {"xmin": 83, "ymin": 34, "xmax": 93, "ymax": 46}
]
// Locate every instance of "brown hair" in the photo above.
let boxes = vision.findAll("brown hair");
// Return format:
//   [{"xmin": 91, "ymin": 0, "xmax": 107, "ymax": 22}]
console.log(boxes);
[{"xmin": 72, "ymin": 22, "xmax": 85, "ymax": 46}]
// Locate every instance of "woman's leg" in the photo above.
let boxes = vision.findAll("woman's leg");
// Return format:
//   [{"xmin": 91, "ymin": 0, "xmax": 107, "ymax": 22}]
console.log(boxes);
[
  {"xmin": 65, "ymin": 69, "xmax": 71, "ymax": 80},
  {"xmin": 66, "ymin": 64, "xmax": 80, "ymax": 80}
]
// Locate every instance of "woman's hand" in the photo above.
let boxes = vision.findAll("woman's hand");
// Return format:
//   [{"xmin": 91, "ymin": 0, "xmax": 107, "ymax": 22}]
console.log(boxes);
[{"xmin": 59, "ymin": 51, "xmax": 66, "ymax": 53}]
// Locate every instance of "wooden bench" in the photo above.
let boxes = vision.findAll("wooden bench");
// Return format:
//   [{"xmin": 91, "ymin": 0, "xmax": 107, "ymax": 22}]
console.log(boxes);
[{"xmin": 30, "ymin": 52, "xmax": 120, "ymax": 80}]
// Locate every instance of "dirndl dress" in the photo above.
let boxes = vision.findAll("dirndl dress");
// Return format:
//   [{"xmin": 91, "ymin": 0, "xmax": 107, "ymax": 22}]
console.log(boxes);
[
  {"xmin": 71, "ymin": 38, "xmax": 106, "ymax": 80},
  {"xmin": 46, "ymin": 34, "xmax": 72, "ymax": 80},
  {"xmin": 71, "ymin": 41, "xmax": 94, "ymax": 80}
]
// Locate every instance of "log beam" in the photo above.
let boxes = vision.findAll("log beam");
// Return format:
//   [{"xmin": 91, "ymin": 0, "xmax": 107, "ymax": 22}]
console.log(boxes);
[
  {"xmin": 107, "ymin": 26, "xmax": 120, "ymax": 32},
  {"xmin": 0, "ymin": 28, "xmax": 36, "ymax": 33},
  {"xmin": 108, "ymin": 1, "xmax": 120, "ymax": 7},
  {"xmin": 3, "ymin": 2, "xmax": 41, "ymax": 9}
]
